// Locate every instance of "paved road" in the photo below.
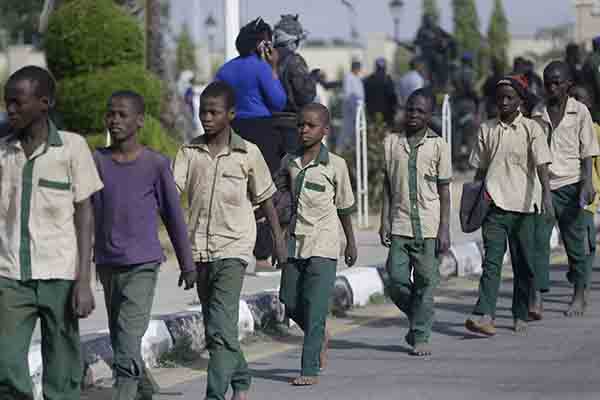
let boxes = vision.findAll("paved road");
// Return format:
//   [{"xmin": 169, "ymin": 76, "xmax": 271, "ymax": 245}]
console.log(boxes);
[{"xmin": 86, "ymin": 255, "xmax": 600, "ymax": 400}]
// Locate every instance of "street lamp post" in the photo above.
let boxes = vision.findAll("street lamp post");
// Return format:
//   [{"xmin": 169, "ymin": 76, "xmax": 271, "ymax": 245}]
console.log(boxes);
[
  {"xmin": 388, "ymin": 0, "xmax": 404, "ymax": 43},
  {"xmin": 205, "ymin": 14, "xmax": 217, "ymax": 77}
]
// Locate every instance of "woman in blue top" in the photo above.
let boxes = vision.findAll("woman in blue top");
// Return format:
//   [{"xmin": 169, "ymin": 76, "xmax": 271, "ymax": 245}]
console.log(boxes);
[{"xmin": 216, "ymin": 17, "xmax": 287, "ymax": 175}]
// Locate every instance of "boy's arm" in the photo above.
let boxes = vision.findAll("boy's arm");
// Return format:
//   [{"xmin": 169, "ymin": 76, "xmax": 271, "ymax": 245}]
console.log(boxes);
[
  {"xmin": 172, "ymin": 147, "xmax": 190, "ymax": 196},
  {"xmin": 73, "ymin": 197, "xmax": 95, "ymax": 318},
  {"xmin": 379, "ymin": 170, "xmax": 392, "ymax": 247},
  {"xmin": 579, "ymin": 108, "xmax": 600, "ymax": 206},
  {"xmin": 258, "ymin": 198, "xmax": 287, "ymax": 266},
  {"xmin": 339, "ymin": 213, "xmax": 357, "ymax": 267},
  {"xmin": 437, "ymin": 183, "xmax": 451, "ymax": 254},
  {"xmin": 336, "ymin": 159, "xmax": 358, "ymax": 266},
  {"xmin": 156, "ymin": 160, "xmax": 197, "ymax": 289}
]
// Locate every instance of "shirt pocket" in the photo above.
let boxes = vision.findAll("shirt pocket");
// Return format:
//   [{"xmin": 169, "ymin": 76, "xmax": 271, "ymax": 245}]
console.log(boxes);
[
  {"xmin": 220, "ymin": 171, "xmax": 247, "ymax": 206},
  {"xmin": 36, "ymin": 178, "xmax": 74, "ymax": 228}
]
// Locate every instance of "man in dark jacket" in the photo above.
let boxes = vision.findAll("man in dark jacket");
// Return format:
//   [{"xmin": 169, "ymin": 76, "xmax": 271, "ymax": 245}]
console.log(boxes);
[
  {"xmin": 273, "ymin": 14, "xmax": 318, "ymax": 153},
  {"xmin": 363, "ymin": 58, "xmax": 398, "ymax": 127}
]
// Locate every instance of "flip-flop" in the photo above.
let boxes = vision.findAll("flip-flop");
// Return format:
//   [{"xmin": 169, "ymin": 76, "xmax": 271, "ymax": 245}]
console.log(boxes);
[{"xmin": 291, "ymin": 376, "xmax": 319, "ymax": 386}]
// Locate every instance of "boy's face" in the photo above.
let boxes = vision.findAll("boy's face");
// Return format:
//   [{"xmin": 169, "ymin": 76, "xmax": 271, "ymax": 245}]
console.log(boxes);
[
  {"xmin": 544, "ymin": 68, "xmax": 569, "ymax": 102},
  {"xmin": 569, "ymin": 86, "xmax": 593, "ymax": 110},
  {"xmin": 4, "ymin": 79, "xmax": 49, "ymax": 133},
  {"xmin": 405, "ymin": 95, "xmax": 431, "ymax": 133},
  {"xmin": 496, "ymin": 85, "xmax": 522, "ymax": 120},
  {"xmin": 199, "ymin": 95, "xmax": 234, "ymax": 137},
  {"xmin": 298, "ymin": 110, "xmax": 328, "ymax": 148},
  {"xmin": 105, "ymin": 97, "xmax": 143, "ymax": 143}
]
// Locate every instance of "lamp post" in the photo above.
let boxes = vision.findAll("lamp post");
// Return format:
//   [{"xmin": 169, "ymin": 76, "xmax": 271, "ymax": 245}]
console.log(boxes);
[
  {"xmin": 388, "ymin": 0, "xmax": 404, "ymax": 43},
  {"xmin": 205, "ymin": 14, "xmax": 217, "ymax": 76}
]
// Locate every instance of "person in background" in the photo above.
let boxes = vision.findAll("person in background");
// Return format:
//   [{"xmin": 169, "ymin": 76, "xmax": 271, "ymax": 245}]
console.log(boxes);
[
  {"xmin": 363, "ymin": 57, "xmax": 398, "ymax": 127},
  {"xmin": 482, "ymin": 57, "xmax": 505, "ymax": 119},
  {"xmin": 272, "ymin": 14, "xmax": 318, "ymax": 153},
  {"xmin": 397, "ymin": 57, "xmax": 428, "ymax": 107},
  {"xmin": 582, "ymin": 36, "xmax": 600, "ymax": 122},
  {"xmin": 566, "ymin": 43, "xmax": 584, "ymax": 86},
  {"xmin": 338, "ymin": 60, "xmax": 364, "ymax": 154}
]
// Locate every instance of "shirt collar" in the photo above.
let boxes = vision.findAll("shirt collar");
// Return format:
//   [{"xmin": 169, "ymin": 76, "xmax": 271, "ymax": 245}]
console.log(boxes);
[
  {"xmin": 531, "ymin": 97, "xmax": 579, "ymax": 123},
  {"xmin": 399, "ymin": 127, "xmax": 435, "ymax": 152},
  {"xmin": 185, "ymin": 129, "xmax": 247, "ymax": 153},
  {"xmin": 497, "ymin": 112, "xmax": 523, "ymax": 129},
  {"xmin": 290, "ymin": 144, "xmax": 330, "ymax": 167},
  {"xmin": 3, "ymin": 118, "xmax": 63, "ymax": 149}
]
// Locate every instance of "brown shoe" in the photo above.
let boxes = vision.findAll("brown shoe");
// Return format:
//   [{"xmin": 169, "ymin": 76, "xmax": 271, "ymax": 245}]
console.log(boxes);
[{"xmin": 465, "ymin": 317, "xmax": 496, "ymax": 336}]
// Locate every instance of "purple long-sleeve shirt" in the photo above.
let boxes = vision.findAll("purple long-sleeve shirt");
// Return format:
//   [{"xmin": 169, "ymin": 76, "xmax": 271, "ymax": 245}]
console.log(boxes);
[{"xmin": 92, "ymin": 147, "xmax": 194, "ymax": 271}]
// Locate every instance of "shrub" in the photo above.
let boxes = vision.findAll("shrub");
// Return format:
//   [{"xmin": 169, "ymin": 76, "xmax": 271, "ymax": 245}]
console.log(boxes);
[
  {"xmin": 45, "ymin": 0, "xmax": 144, "ymax": 80},
  {"xmin": 86, "ymin": 115, "xmax": 180, "ymax": 159},
  {"xmin": 57, "ymin": 63, "xmax": 162, "ymax": 135}
]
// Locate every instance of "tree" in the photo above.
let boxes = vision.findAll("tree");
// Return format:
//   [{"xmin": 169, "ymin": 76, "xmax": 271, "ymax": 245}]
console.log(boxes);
[
  {"xmin": 145, "ymin": 0, "xmax": 166, "ymax": 79},
  {"xmin": 487, "ymin": 0, "xmax": 509, "ymax": 71},
  {"xmin": 422, "ymin": 0, "xmax": 440, "ymax": 25},
  {"xmin": 176, "ymin": 23, "xmax": 198, "ymax": 74},
  {"xmin": 453, "ymin": 0, "xmax": 482, "ymax": 76},
  {"xmin": 0, "ymin": 0, "xmax": 45, "ymax": 45}
]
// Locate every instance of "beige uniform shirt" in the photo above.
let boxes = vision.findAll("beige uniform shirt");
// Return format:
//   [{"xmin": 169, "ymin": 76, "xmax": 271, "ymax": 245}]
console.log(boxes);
[
  {"xmin": 286, "ymin": 145, "xmax": 355, "ymax": 260},
  {"xmin": 0, "ymin": 122, "xmax": 103, "ymax": 281},
  {"xmin": 469, "ymin": 113, "xmax": 551, "ymax": 213},
  {"xmin": 383, "ymin": 129, "xmax": 452, "ymax": 239},
  {"xmin": 531, "ymin": 97, "xmax": 600, "ymax": 191},
  {"xmin": 173, "ymin": 131, "xmax": 275, "ymax": 263}
]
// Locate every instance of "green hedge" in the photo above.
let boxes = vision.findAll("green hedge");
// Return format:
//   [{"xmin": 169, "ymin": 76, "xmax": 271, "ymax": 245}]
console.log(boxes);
[
  {"xmin": 57, "ymin": 63, "xmax": 162, "ymax": 135},
  {"xmin": 86, "ymin": 115, "xmax": 180, "ymax": 159},
  {"xmin": 45, "ymin": 0, "xmax": 144, "ymax": 80}
]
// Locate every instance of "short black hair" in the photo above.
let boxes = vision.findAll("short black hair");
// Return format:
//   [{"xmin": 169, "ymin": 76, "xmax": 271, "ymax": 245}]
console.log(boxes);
[
  {"xmin": 301, "ymin": 102, "xmax": 331, "ymax": 126},
  {"xmin": 236, "ymin": 17, "xmax": 272, "ymax": 57},
  {"xmin": 351, "ymin": 60, "xmax": 362, "ymax": 71},
  {"xmin": 109, "ymin": 90, "xmax": 145, "ymax": 114},
  {"xmin": 201, "ymin": 81, "xmax": 236, "ymax": 109},
  {"xmin": 7, "ymin": 65, "xmax": 56, "ymax": 105},
  {"xmin": 407, "ymin": 88, "xmax": 434, "ymax": 113},
  {"xmin": 544, "ymin": 60, "xmax": 572, "ymax": 81}
]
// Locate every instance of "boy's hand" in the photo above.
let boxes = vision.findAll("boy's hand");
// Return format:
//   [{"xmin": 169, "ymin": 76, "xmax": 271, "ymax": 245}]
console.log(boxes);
[
  {"xmin": 345, "ymin": 242, "xmax": 357, "ymax": 267},
  {"xmin": 379, "ymin": 226, "xmax": 391, "ymax": 248},
  {"xmin": 579, "ymin": 180, "xmax": 596, "ymax": 208},
  {"xmin": 542, "ymin": 191, "xmax": 555, "ymax": 220},
  {"xmin": 436, "ymin": 227, "xmax": 450, "ymax": 256},
  {"xmin": 273, "ymin": 236, "xmax": 288, "ymax": 268},
  {"xmin": 72, "ymin": 280, "xmax": 95, "ymax": 319},
  {"xmin": 196, "ymin": 266, "xmax": 209, "ymax": 303},
  {"xmin": 178, "ymin": 269, "xmax": 197, "ymax": 290}
]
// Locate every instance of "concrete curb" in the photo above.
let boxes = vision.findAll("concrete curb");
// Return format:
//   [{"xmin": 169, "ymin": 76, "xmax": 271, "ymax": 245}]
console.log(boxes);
[{"xmin": 28, "ymin": 226, "xmax": 569, "ymax": 397}]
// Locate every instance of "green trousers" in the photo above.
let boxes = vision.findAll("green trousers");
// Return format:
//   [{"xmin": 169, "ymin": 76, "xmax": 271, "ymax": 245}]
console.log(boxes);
[
  {"xmin": 474, "ymin": 206, "xmax": 535, "ymax": 321},
  {"xmin": 98, "ymin": 262, "xmax": 159, "ymax": 400},
  {"xmin": 0, "ymin": 278, "xmax": 81, "ymax": 400},
  {"xmin": 536, "ymin": 183, "xmax": 593, "ymax": 289},
  {"xmin": 198, "ymin": 259, "xmax": 250, "ymax": 400},
  {"xmin": 279, "ymin": 257, "xmax": 337, "ymax": 377},
  {"xmin": 386, "ymin": 236, "xmax": 440, "ymax": 345}
]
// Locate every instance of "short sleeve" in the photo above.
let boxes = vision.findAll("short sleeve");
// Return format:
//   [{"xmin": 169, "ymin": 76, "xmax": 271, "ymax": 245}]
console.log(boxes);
[
  {"xmin": 469, "ymin": 126, "xmax": 487, "ymax": 170},
  {"xmin": 70, "ymin": 136, "xmax": 103, "ymax": 202},
  {"xmin": 248, "ymin": 145, "xmax": 276, "ymax": 204},
  {"xmin": 335, "ymin": 158, "xmax": 356, "ymax": 215},
  {"xmin": 529, "ymin": 121, "xmax": 552, "ymax": 166},
  {"xmin": 579, "ymin": 106, "xmax": 600, "ymax": 159},
  {"xmin": 437, "ymin": 140, "xmax": 452, "ymax": 183}
]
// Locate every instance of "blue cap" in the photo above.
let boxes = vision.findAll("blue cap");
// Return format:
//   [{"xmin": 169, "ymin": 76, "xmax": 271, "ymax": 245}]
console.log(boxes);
[
  {"xmin": 375, "ymin": 57, "xmax": 386, "ymax": 68},
  {"xmin": 462, "ymin": 52, "xmax": 474, "ymax": 62}
]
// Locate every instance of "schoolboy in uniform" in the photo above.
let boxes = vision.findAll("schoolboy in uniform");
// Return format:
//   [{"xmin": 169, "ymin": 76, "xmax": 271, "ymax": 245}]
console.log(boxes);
[
  {"xmin": 279, "ymin": 102, "xmax": 357, "ymax": 386},
  {"xmin": 173, "ymin": 81, "xmax": 287, "ymax": 400},
  {"xmin": 380, "ymin": 89, "xmax": 451, "ymax": 356}
]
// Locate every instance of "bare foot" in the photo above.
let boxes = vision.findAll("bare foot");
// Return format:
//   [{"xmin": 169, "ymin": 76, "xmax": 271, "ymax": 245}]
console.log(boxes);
[
  {"xmin": 465, "ymin": 315, "xmax": 496, "ymax": 336},
  {"xmin": 528, "ymin": 290, "xmax": 543, "ymax": 321},
  {"xmin": 319, "ymin": 329, "xmax": 330, "ymax": 371},
  {"xmin": 410, "ymin": 343, "xmax": 432, "ymax": 357},
  {"xmin": 291, "ymin": 376, "xmax": 319, "ymax": 386},
  {"xmin": 231, "ymin": 391, "xmax": 248, "ymax": 400},
  {"xmin": 513, "ymin": 319, "xmax": 528, "ymax": 334},
  {"xmin": 565, "ymin": 286, "xmax": 586, "ymax": 317}
]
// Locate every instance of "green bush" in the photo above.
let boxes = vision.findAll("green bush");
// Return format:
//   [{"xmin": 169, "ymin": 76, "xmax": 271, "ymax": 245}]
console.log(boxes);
[
  {"xmin": 86, "ymin": 115, "xmax": 181, "ymax": 159},
  {"xmin": 57, "ymin": 63, "xmax": 162, "ymax": 135},
  {"xmin": 45, "ymin": 0, "xmax": 144, "ymax": 80}
]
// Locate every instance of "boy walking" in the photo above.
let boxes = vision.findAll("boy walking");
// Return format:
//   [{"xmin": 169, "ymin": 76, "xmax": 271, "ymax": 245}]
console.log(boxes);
[
  {"xmin": 0, "ymin": 66, "xmax": 103, "ymax": 399},
  {"xmin": 279, "ymin": 103, "xmax": 358, "ymax": 386},
  {"xmin": 92, "ymin": 91, "xmax": 197, "ymax": 399},
  {"xmin": 531, "ymin": 62, "xmax": 600, "ymax": 317},
  {"xmin": 380, "ymin": 89, "xmax": 451, "ymax": 356},
  {"xmin": 173, "ymin": 81, "xmax": 287, "ymax": 400}
]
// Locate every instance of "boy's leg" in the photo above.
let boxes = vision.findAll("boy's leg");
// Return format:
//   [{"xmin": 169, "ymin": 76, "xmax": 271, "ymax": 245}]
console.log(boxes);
[
  {"xmin": 0, "ymin": 278, "xmax": 38, "ymax": 400},
  {"xmin": 202, "ymin": 259, "xmax": 249, "ymax": 400},
  {"xmin": 466, "ymin": 207, "xmax": 508, "ymax": 336},
  {"xmin": 507, "ymin": 214, "xmax": 536, "ymax": 331},
  {"xmin": 529, "ymin": 213, "xmax": 554, "ymax": 320},
  {"xmin": 553, "ymin": 184, "xmax": 590, "ymax": 316},
  {"xmin": 279, "ymin": 260, "xmax": 305, "ymax": 329},
  {"xmin": 37, "ymin": 280, "xmax": 82, "ymax": 400},
  {"xmin": 385, "ymin": 236, "xmax": 412, "ymax": 320},
  {"xmin": 100, "ymin": 263, "xmax": 160, "ymax": 400},
  {"xmin": 407, "ymin": 239, "xmax": 440, "ymax": 355},
  {"xmin": 294, "ymin": 257, "xmax": 337, "ymax": 383}
]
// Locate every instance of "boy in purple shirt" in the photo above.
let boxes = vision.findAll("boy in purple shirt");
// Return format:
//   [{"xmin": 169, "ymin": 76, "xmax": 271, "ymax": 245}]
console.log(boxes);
[{"xmin": 92, "ymin": 90, "xmax": 197, "ymax": 400}]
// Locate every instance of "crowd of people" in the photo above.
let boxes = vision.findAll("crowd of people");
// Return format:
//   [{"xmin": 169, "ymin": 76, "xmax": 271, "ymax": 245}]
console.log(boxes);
[{"xmin": 2, "ymin": 12, "xmax": 600, "ymax": 400}]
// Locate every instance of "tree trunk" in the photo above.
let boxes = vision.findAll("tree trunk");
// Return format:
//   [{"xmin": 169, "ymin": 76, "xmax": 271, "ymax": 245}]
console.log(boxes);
[{"xmin": 145, "ymin": 0, "xmax": 165, "ymax": 80}]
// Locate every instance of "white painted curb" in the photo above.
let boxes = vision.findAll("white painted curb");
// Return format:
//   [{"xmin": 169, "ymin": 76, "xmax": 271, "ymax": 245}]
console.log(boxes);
[{"xmin": 338, "ymin": 267, "xmax": 385, "ymax": 307}]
